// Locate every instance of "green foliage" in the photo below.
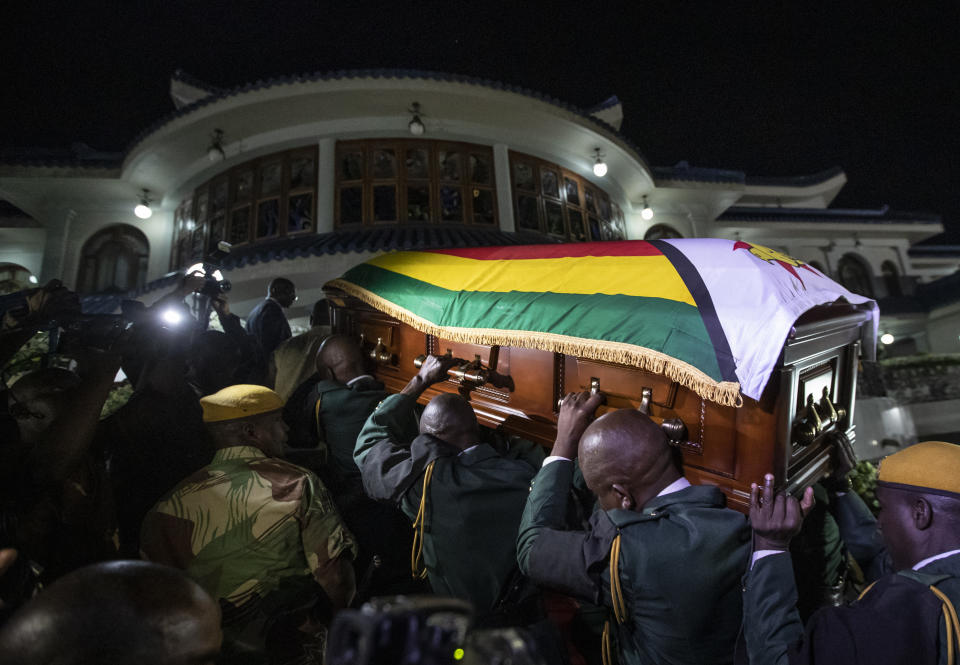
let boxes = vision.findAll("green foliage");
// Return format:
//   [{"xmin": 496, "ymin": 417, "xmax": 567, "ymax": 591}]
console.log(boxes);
[
  {"xmin": 2, "ymin": 331, "xmax": 50, "ymax": 387},
  {"xmin": 101, "ymin": 381, "xmax": 133, "ymax": 419},
  {"xmin": 880, "ymin": 353, "xmax": 960, "ymax": 368},
  {"xmin": 848, "ymin": 460, "xmax": 880, "ymax": 516}
]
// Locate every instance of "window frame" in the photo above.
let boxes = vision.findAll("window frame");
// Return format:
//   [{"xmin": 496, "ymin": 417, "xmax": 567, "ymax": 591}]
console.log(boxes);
[
  {"xmin": 508, "ymin": 150, "xmax": 624, "ymax": 242},
  {"xmin": 171, "ymin": 146, "xmax": 319, "ymax": 269},
  {"xmin": 334, "ymin": 139, "xmax": 497, "ymax": 228}
]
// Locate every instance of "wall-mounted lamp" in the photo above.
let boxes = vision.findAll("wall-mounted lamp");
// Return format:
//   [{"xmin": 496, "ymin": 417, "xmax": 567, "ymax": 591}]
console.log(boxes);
[
  {"xmin": 640, "ymin": 194, "xmax": 654, "ymax": 221},
  {"xmin": 207, "ymin": 129, "xmax": 225, "ymax": 162},
  {"xmin": 134, "ymin": 189, "xmax": 153, "ymax": 219},
  {"xmin": 592, "ymin": 148, "xmax": 607, "ymax": 177},
  {"xmin": 880, "ymin": 333, "xmax": 895, "ymax": 345},
  {"xmin": 408, "ymin": 102, "xmax": 425, "ymax": 136},
  {"xmin": 28, "ymin": 275, "xmax": 38, "ymax": 284}
]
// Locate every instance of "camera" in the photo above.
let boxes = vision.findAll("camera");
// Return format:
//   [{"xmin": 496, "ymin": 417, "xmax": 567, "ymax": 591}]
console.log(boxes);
[
  {"xmin": 194, "ymin": 241, "xmax": 232, "ymax": 301},
  {"xmin": 327, "ymin": 596, "xmax": 546, "ymax": 665},
  {"xmin": 0, "ymin": 286, "xmax": 131, "ymax": 352}
]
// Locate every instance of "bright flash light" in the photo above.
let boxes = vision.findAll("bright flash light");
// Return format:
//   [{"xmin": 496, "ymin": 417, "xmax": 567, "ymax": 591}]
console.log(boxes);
[
  {"xmin": 134, "ymin": 203, "xmax": 152, "ymax": 219},
  {"xmin": 186, "ymin": 263, "xmax": 223, "ymax": 282},
  {"xmin": 641, "ymin": 206, "xmax": 654, "ymax": 221},
  {"xmin": 880, "ymin": 333, "xmax": 895, "ymax": 345},
  {"xmin": 593, "ymin": 159, "xmax": 608, "ymax": 177},
  {"xmin": 161, "ymin": 308, "xmax": 183, "ymax": 326}
]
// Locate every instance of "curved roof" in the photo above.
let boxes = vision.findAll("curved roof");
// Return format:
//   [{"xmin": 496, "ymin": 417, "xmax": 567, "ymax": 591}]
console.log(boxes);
[{"xmin": 124, "ymin": 68, "xmax": 649, "ymax": 165}]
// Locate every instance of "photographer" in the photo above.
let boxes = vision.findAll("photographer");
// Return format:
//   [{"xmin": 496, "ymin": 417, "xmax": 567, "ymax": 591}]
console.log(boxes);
[
  {"xmin": 99, "ymin": 273, "xmax": 263, "ymax": 555},
  {"xmin": 1, "ymin": 282, "xmax": 122, "ymax": 616}
]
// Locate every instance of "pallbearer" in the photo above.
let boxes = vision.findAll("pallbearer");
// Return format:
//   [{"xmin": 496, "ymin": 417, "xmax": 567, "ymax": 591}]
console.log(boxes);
[{"xmin": 518, "ymin": 391, "xmax": 751, "ymax": 665}]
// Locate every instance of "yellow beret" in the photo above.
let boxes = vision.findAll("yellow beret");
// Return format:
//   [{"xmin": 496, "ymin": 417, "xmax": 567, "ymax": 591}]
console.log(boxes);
[
  {"xmin": 877, "ymin": 441, "xmax": 960, "ymax": 497},
  {"xmin": 200, "ymin": 384, "xmax": 284, "ymax": 423}
]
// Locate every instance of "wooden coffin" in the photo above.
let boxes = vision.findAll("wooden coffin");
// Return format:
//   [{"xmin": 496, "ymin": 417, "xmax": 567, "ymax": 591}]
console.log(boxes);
[{"xmin": 323, "ymin": 286, "xmax": 873, "ymax": 513}]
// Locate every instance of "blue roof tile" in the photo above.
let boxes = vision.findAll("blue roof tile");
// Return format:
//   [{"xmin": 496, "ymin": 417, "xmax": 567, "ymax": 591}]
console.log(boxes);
[
  {"xmin": 744, "ymin": 166, "xmax": 846, "ymax": 187},
  {"xmin": 717, "ymin": 206, "xmax": 942, "ymax": 225}
]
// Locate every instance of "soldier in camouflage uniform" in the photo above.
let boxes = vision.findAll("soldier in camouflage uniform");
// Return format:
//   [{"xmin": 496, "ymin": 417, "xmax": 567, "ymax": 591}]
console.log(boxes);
[{"xmin": 141, "ymin": 384, "xmax": 357, "ymax": 665}]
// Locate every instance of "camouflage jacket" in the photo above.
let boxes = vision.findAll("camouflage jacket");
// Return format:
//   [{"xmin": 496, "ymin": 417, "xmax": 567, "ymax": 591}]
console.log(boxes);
[{"xmin": 140, "ymin": 445, "xmax": 356, "ymax": 625}]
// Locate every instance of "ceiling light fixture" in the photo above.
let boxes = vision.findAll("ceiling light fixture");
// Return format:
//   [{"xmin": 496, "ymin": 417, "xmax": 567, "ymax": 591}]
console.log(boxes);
[
  {"xmin": 134, "ymin": 189, "xmax": 153, "ymax": 219},
  {"xmin": 641, "ymin": 194, "xmax": 654, "ymax": 221},
  {"xmin": 408, "ymin": 102, "xmax": 426, "ymax": 135},
  {"xmin": 592, "ymin": 148, "xmax": 607, "ymax": 177},
  {"xmin": 880, "ymin": 333, "xmax": 895, "ymax": 345},
  {"xmin": 207, "ymin": 128, "xmax": 226, "ymax": 162}
]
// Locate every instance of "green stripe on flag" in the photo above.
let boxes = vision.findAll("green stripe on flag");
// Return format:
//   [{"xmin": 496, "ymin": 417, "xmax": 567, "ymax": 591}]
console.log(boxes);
[{"xmin": 342, "ymin": 263, "xmax": 723, "ymax": 381}]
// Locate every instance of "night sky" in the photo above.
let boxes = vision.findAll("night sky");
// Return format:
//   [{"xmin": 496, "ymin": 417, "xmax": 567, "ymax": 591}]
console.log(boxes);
[{"xmin": 2, "ymin": 2, "xmax": 958, "ymax": 232}]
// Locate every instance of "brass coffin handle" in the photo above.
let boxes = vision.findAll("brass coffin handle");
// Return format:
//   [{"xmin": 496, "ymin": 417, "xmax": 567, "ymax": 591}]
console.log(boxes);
[
  {"xmin": 637, "ymin": 387, "xmax": 653, "ymax": 415},
  {"xmin": 557, "ymin": 377, "xmax": 601, "ymax": 410}
]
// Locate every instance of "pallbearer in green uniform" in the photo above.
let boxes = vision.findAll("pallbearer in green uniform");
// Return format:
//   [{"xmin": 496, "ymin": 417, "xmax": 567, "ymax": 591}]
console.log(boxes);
[
  {"xmin": 745, "ymin": 441, "xmax": 960, "ymax": 665},
  {"xmin": 353, "ymin": 354, "xmax": 545, "ymax": 616},
  {"xmin": 517, "ymin": 392, "xmax": 751, "ymax": 665},
  {"xmin": 298, "ymin": 334, "xmax": 415, "ymax": 597},
  {"xmin": 141, "ymin": 384, "xmax": 357, "ymax": 665}
]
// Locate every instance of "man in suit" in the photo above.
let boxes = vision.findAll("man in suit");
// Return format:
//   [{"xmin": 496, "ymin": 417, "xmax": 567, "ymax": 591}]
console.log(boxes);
[
  {"xmin": 745, "ymin": 440, "xmax": 960, "ymax": 665},
  {"xmin": 245, "ymin": 277, "xmax": 296, "ymax": 357},
  {"xmin": 517, "ymin": 392, "xmax": 751, "ymax": 665}
]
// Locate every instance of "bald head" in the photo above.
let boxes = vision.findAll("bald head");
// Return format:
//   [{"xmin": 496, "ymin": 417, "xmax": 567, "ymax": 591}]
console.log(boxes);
[
  {"xmin": 421, "ymin": 393, "xmax": 479, "ymax": 450},
  {"xmin": 317, "ymin": 334, "xmax": 366, "ymax": 384},
  {"xmin": 579, "ymin": 409, "xmax": 681, "ymax": 512},
  {"xmin": 0, "ymin": 560, "xmax": 222, "ymax": 665}
]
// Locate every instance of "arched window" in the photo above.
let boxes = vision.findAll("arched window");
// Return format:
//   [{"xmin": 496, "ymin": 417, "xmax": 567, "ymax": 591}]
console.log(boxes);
[
  {"xmin": 881, "ymin": 260, "xmax": 902, "ymax": 297},
  {"xmin": 76, "ymin": 225, "xmax": 149, "ymax": 294},
  {"xmin": 0, "ymin": 263, "xmax": 34, "ymax": 295},
  {"xmin": 643, "ymin": 224, "xmax": 683, "ymax": 240},
  {"xmin": 837, "ymin": 253, "xmax": 874, "ymax": 298}
]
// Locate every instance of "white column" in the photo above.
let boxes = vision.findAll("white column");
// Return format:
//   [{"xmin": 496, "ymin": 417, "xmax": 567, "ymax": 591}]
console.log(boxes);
[
  {"xmin": 316, "ymin": 138, "xmax": 336, "ymax": 234},
  {"xmin": 493, "ymin": 143, "xmax": 515, "ymax": 232}
]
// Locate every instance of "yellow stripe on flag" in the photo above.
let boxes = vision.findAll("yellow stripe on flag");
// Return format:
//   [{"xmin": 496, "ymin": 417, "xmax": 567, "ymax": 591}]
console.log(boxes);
[{"xmin": 368, "ymin": 252, "xmax": 695, "ymax": 305}]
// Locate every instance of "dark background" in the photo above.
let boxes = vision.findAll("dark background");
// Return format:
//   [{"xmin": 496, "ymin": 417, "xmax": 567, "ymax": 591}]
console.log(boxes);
[{"xmin": 1, "ymin": 1, "xmax": 957, "ymax": 230}]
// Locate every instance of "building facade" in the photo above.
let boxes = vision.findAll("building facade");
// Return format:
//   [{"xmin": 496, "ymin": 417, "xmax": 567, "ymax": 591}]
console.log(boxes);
[{"xmin": 1, "ymin": 69, "xmax": 957, "ymax": 352}]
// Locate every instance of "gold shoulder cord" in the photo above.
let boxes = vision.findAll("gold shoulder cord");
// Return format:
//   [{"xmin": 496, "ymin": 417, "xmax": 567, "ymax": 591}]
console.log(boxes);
[
  {"xmin": 602, "ymin": 533, "xmax": 627, "ymax": 665},
  {"xmin": 411, "ymin": 460, "xmax": 436, "ymax": 579},
  {"xmin": 859, "ymin": 580, "xmax": 960, "ymax": 665},
  {"xmin": 929, "ymin": 586, "xmax": 960, "ymax": 665}
]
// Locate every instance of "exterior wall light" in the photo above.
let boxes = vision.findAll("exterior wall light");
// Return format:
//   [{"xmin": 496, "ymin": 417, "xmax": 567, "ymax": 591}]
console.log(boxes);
[
  {"xmin": 592, "ymin": 149, "xmax": 607, "ymax": 177},
  {"xmin": 28, "ymin": 275, "xmax": 38, "ymax": 284},
  {"xmin": 134, "ymin": 189, "xmax": 153, "ymax": 219},
  {"xmin": 408, "ymin": 102, "xmax": 425, "ymax": 135},
  {"xmin": 641, "ymin": 195, "xmax": 654, "ymax": 221},
  {"xmin": 880, "ymin": 333, "xmax": 895, "ymax": 345},
  {"xmin": 207, "ymin": 129, "xmax": 226, "ymax": 162}
]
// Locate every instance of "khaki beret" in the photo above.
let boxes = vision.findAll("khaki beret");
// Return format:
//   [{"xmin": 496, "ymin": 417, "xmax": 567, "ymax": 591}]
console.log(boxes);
[
  {"xmin": 877, "ymin": 441, "xmax": 960, "ymax": 497},
  {"xmin": 200, "ymin": 384, "xmax": 284, "ymax": 423}
]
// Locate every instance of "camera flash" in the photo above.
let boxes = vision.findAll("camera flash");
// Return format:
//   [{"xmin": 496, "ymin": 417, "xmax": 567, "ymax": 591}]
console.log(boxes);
[{"xmin": 161, "ymin": 308, "xmax": 183, "ymax": 326}]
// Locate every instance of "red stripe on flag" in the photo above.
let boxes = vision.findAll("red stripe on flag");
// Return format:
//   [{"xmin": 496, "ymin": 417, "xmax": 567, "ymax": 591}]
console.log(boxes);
[{"xmin": 430, "ymin": 241, "xmax": 662, "ymax": 260}]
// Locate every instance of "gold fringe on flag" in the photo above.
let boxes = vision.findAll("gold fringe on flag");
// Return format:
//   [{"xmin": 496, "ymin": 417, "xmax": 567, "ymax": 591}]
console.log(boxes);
[{"xmin": 326, "ymin": 278, "xmax": 745, "ymax": 408}]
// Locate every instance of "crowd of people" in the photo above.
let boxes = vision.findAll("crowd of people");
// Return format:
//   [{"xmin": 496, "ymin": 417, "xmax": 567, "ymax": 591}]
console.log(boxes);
[{"xmin": 0, "ymin": 275, "xmax": 958, "ymax": 665}]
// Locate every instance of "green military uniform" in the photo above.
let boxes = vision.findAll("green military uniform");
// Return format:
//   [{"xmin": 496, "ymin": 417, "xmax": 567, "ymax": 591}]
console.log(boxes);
[
  {"xmin": 743, "ymin": 491, "xmax": 960, "ymax": 665},
  {"xmin": 354, "ymin": 393, "xmax": 543, "ymax": 615},
  {"xmin": 744, "ymin": 550, "xmax": 960, "ymax": 665},
  {"xmin": 517, "ymin": 460, "xmax": 751, "ymax": 665},
  {"xmin": 141, "ymin": 445, "xmax": 356, "ymax": 657},
  {"xmin": 310, "ymin": 377, "xmax": 387, "ymax": 489}
]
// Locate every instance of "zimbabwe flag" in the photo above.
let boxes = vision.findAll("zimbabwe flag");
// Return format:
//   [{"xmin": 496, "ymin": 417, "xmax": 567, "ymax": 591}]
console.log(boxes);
[{"xmin": 326, "ymin": 239, "xmax": 876, "ymax": 406}]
